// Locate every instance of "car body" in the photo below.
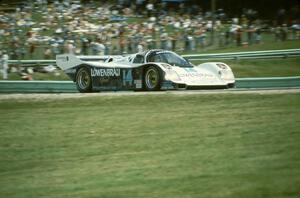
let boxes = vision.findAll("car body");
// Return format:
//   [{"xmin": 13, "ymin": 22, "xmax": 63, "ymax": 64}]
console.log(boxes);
[{"xmin": 56, "ymin": 49, "xmax": 235, "ymax": 92}]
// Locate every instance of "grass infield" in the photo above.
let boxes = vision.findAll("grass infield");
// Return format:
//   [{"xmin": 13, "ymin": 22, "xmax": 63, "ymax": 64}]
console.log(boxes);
[{"xmin": 0, "ymin": 93, "xmax": 300, "ymax": 197}]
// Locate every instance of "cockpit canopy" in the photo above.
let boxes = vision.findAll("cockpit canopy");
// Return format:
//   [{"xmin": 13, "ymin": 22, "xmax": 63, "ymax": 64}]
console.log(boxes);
[
  {"xmin": 146, "ymin": 51, "xmax": 191, "ymax": 67},
  {"xmin": 132, "ymin": 50, "xmax": 192, "ymax": 67}
]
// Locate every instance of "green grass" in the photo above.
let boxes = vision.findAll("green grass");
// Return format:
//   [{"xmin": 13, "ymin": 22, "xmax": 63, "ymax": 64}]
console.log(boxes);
[
  {"xmin": 194, "ymin": 57, "xmax": 300, "ymax": 78},
  {"xmin": 202, "ymin": 37, "xmax": 300, "ymax": 54},
  {"xmin": 0, "ymin": 71, "xmax": 69, "ymax": 81},
  {"xmin": 0, "ymin": 93, "xmax": 300, "ymax": 197}
]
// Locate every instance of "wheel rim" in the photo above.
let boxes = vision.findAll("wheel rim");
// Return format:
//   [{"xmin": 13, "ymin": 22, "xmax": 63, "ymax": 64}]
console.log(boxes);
[
  {"xmin": 145, "ymin": 68, "xmax": 159, "ymax": 89},
  {"xmin": 77, "ymin": 69, "xmax": 90, "ymax": 90}
]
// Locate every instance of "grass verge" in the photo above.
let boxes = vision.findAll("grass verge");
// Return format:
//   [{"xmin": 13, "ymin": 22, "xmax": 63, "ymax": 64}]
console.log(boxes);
[{"xmin": 0, "ymin": 93, "xmax": 300, "ymax": 197}]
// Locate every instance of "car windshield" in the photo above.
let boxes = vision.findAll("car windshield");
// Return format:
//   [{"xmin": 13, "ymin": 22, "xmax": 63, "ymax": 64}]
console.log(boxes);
[{"xmin": 147, "ymin": 52, "xmax": 191, "ymax": 67}]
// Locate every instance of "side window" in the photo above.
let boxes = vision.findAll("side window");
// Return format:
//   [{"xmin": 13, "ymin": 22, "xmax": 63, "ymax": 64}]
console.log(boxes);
[
  {"xmin": 147, "ymin": 53, "xmax": 162, "ymax": 63},
  {"xmin": 154, "ymin": 55, "xmax": 162, "ymax": 62},
  {"xmin": 133, "ymin": 55, "xmax": 144, "ymax": 63}
]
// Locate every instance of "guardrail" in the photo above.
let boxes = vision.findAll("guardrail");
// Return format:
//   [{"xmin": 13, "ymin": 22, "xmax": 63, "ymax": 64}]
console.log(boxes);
[
  {"xmin": 0, "ymin": 80, "xmax": 77, "ymax": 93},
  {"xmin": 0, "ymin": 76, "xmax": 299, "ymax": 93},
  {"xmin": 5, "ymin": 49, "xmax": 300, "ymax": 66},
  {"xmin": 7, "ymin": 60, "xmax": 56, "ymax": 64},
  {"xmin": 236, "ymin": 76, "xmax": 300, "ymax": 88},
  {"xmin": 183, "ymin": 49, "xmax": 300, "ymax": 61}
]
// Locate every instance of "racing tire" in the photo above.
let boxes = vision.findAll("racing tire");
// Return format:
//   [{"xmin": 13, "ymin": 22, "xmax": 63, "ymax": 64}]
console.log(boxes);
[
  {"xmin": 143, "ymin": 66, "xmax": 162, "ymax": 91},
  {"xmin": 227, "ymin": 83, "xmax": 236, "ymax": 89},
  {"xmin": 76, "ymin": 67, "xmax": 92, "ymax": 93}
]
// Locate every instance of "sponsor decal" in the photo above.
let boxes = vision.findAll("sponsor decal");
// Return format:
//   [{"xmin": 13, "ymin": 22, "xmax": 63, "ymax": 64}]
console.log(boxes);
[
  {"xmin": 178, "ymin": 68, "xmax": 214, "ymax": 78},
  {"xmin": 91, "ymin": 68, "xmax": 121, "ymax": 77},
  {"xmin": 179, "ymin": 73, "xmax": 214, "ymax": 78},
  {"xmin": 134, "ymin": 80, "xmax": 142, "ymax": 88}
]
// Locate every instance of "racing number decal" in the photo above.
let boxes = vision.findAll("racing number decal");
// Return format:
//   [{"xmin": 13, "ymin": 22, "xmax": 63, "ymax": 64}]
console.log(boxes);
[{"xmin": 122, "ymin": 69, "xmax": 133, "ymax": 86}]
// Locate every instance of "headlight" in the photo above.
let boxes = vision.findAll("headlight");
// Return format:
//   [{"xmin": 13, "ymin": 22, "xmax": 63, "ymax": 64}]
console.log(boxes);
[{"xmin": 165, "ymin": 70, "xmax": 181, "ymax": 81}]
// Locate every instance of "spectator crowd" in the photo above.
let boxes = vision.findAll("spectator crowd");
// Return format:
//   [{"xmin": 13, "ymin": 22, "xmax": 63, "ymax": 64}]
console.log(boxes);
[{"xmin": 0, "ymin": 0, "xmax": 299, "ymax": 72}]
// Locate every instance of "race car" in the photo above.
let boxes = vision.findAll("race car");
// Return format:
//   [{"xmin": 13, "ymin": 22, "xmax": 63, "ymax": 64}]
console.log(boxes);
[{"xmin": 56, "ymin": 49, "xmax": 235, "ymax": 92}]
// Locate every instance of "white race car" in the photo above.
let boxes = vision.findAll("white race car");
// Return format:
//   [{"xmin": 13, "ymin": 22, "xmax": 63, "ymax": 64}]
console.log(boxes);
[{"xmin": 56, "ymin": 49, "xmax": 235, "ymax": 92}]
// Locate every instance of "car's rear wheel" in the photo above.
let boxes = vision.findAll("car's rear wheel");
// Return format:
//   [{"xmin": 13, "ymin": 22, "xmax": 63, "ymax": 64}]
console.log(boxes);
[
  {"xmin": 76, "ymin": 67, "xmax": 92, "ymax": 93},
  {"xmin": 144, "ymin": 66, "xmax": 162, "ymax": 91}
]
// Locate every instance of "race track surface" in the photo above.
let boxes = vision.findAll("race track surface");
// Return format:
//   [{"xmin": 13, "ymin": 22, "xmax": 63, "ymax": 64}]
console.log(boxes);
[{"xmin": 0, "ymin": 88, "xmax": 299, "ymax": 101}]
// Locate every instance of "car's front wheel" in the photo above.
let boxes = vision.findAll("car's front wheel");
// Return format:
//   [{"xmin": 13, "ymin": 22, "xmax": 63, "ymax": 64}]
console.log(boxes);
[
  {"xmin": 227, "ymin": 83, "xmax": 236, "ymax": 89},
  {"xmin": 144, "ymin": 66, "xmax": 162, "ymax": 91},
  {"xmin": 76, "ymin": 67, "xmax": 92, "ymax": 93}
]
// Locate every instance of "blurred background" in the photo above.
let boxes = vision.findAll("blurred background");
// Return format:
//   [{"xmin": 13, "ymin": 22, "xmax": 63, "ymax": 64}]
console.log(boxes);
[{"xmin": 0, "ymin": 0, "xmax": 299, "ymax": 79}]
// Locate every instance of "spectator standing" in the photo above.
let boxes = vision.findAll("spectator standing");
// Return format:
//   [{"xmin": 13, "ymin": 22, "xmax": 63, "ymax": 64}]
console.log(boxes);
[
  {"xmin": 92, "ymin": 40, "xmax": 105, "ymax": 55},
  {"xmin": 150, "ymin": 26, "xmax": 157, "ymax": 49},
  {"xmin": 255, "ymin": 27, "xmax": 261, "ymax": 44},
  {"xmin": 146, "ymin": 2, "xmax": 154, "ymax": 18},
  {"xmin": 51, "ymin": 43, "xmax": 60, "ymax": 57},
  {"xmin": 65, "ymin": 40, "xmax": 76, "ymax": 54},
  {"xmin": 81, "ymin": 37, "xmax": 89, "ymax": 55},
  {"xmin": 10, "ymin": 36, "xmax": 20, "ymax": 60},
  {"xmin": 291, "ymin": 22, "xmax": 300, "ymax": 40},
  {"xmin": 104, "ymin": 41, "xmax": 111, "ymax": 55},
  {"xmin": 166, "ymin": 36, "xmax": 172, "ymax": 50},
  {"xmin": 160, "ymin": 31, "xmax": 168, "ymax": 50},
  {"xmin": 218, "ymin": 24, "xmax": 226, "ymax": 47},
  {"xmin": 281, "ymin": 24, "xmax": 288, "ymax": 41},
  {"xmin": 186, "ymin": 30, "xmax": 195, "ymax": 51},
  {"xmin": 225, "ymin": 26, "xmax": 230, "ymax": 45},
  {"xmin": 170, "ymin": 30, "xmax": 180, "ymax": 51},
  {"xmin": 236, "ymin": 27, "xmax": 243, "ymax": 46},
  {"xmin": 247, "ymin": 25, "xmax": 254, "ymax": 45},
  {"xmin": 195, "ymin": 25, "xmax": 202, "ymax": 49},
  {"xmin": 27, "ymin": 31, "xmax": 36, "ymax": 58},
  {"xmin": 183, "ymin": 31, "xmax": 189, "ymax": 51},
  {"xmin": 135, "ymin": 0, "xmax": 144, "ymax": 16},
  {"xmin": 275, "ymin": 26, "xmax": 281, "ymax": 41},
  {"xmin": 1, "ymin": 51, "xmax": 9, "ymax": 80},
  {"xmin": 119, "ymin": 36, "xmax": 126, "ymax": 53},
  {"xmin": 44, "ymin": 47, "xmax": 52, "ymax": 59},
  {"xmin": 127, "ymin": 34, "xmax": 134, "ymax": 53},
  {"xmin": 137, "ymin": 42, "xmax": 144, "ymax": 53}
]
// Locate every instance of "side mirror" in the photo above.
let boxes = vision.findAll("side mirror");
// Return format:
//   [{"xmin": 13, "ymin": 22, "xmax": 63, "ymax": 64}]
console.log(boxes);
[
  {"xmin": 183, "ymin": 57, "xmax": 189, "ymax": 62},
  {"xmin": 183, "ymin": 57, "xmax": 195, "ymax": 67}
]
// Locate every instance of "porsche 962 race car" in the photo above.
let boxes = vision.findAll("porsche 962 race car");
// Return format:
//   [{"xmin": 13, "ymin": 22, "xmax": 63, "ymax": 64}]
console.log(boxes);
[{"xmin": 56, "ymin": 49, "xmax": 235, "ymax": 92}]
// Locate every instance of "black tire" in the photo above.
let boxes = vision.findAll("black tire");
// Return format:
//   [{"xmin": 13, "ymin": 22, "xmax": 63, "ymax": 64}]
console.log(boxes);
[
  {"xmin": 143, "ymin": 66, "xmax": 162, "ymax": 91},
  {"xmin": 227, "ymin": 83, "xmax": 236, "ymax": 89},
  {"xmin": 75, "ymin": 67, "xmax": 92, "ymax": 93}
]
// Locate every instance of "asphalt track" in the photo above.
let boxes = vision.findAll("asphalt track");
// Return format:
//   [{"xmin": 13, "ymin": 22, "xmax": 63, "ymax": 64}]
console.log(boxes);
[
  {"xmin": 1, "ymin": 76, "xmax": 300, "ymax": 93},
  {"xmin": 0, "ymin": 88, "xmax": 299, "ymax": 101}
]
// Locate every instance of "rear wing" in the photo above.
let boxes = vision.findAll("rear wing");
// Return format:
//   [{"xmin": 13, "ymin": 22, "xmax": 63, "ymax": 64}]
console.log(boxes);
[{"xmin": 56, "ymin": 54, "xmax": 111, "ymax": 70}]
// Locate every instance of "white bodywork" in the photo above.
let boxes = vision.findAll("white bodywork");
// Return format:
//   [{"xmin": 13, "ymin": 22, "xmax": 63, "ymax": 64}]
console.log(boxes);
[
  {"xmin": 162, "ymin": 62, "xmax": 235, "ymax": 86},
  {"xmin": 56, "ymin": 50, "xmax": 235, "ymax": 88}
]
